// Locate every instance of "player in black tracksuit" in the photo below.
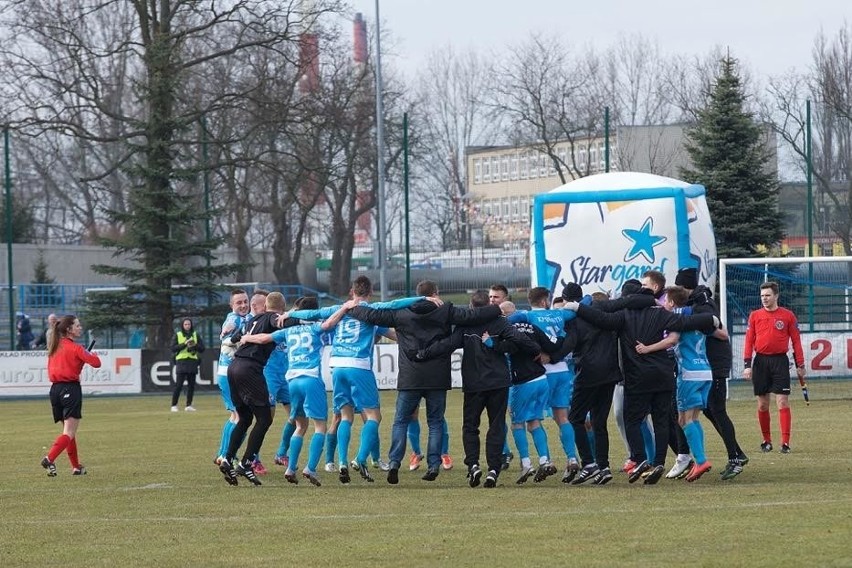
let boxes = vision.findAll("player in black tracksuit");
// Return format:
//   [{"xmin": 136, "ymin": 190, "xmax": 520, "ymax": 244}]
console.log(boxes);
[
  {"xmin": 221, "ymin": 309, "xmax": 299, "ymax": 485},
  {"xmin": 684, "ymin": 279, "xmax": 749, "ymax": 478},
  {"xmin": 412, "ymin": 290, "xmax": 539, "ymax": 487},
  {"xmin": 347, "ymin": 280, "xmax": 501, "ymax": 482},
  {"xmin": 568, "ymin": 290, "xmax": 718, "ymax": 484}
]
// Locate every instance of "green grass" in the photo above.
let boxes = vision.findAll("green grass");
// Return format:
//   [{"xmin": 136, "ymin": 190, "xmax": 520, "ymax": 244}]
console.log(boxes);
[{"xmin": 2, "ymin": 392, "xmax": 851, "ymax": 567}]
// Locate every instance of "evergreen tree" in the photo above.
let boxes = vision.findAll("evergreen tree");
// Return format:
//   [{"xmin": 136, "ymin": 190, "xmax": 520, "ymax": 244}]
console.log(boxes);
[
  {"xmin": 30, "ymin": 250, "xmax": 60, "ymax": 307},
  {"xmin": 681, "ymin": 55, "xmax": 784, "ymax": 259},
  {"xmin": 0, "ymin": 193, "xmax": 36, "ymax": 243}
]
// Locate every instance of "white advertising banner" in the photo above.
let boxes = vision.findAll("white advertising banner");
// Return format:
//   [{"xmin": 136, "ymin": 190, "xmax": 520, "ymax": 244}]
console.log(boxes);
[
  {"xmin": 0, "ymin": 349, "xmax": 142, "ymax": 397},
  {"xmin": 732, "ymin": 331, "xmax": 852, "ymax": 379}
]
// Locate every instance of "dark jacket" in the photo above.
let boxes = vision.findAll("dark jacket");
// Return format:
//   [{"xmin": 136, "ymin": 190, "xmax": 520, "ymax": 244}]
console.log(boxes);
[
  {"xmin": 413, "ymin": 316, "xmax": 538, "ymax": 393},
  {"xmin": 171, "ymin": 326, "xmax": 206, "ymax": 374},
  {"xmin": 495, "ymin": 322, "xmax": 562, "ymax": 385},
  {"xmin": 576, "ymin": 297, "xmax": 716, "ymax": 394},
  {"xmin": 556, "ymin": 301, "xmax": 622, "ymax": 388},
  {"xmin": 348, "ymin": 300, "xmax": 501, "ymax": 390},
  {"xmin": 688, "ymin": 285, "xmax": 733, "ymax": 375}
]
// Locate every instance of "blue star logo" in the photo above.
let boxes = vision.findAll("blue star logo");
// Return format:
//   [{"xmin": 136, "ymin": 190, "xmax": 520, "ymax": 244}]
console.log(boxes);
[{"xmin": 622, "ymin": 217, "xmax": 667, "ymax": 263}]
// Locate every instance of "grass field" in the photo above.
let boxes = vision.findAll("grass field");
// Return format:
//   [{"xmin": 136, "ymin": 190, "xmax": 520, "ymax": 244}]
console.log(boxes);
[{"xmin": 2, "ymin": 392, "xmax": 851, "ymax": 568}]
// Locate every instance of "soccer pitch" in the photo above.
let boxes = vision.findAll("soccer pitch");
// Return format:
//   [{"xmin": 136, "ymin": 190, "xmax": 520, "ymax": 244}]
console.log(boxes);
[{"xmin": 2, "ymin": 392, "xmax": 851, "ymax": 567}]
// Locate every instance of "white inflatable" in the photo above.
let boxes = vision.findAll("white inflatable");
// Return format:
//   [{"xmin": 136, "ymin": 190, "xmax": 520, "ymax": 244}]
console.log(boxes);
[{"xmin": 530, "ymin": 172, "xmax": 717, "ymax": 296}]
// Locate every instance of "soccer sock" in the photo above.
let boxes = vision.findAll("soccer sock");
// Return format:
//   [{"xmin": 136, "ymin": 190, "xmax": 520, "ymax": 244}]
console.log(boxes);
[
  {"xmin": 512, "ymin": 427, "xmax": 530, "ymax": 461},
  {"xmin": 640, "ymin": 420, "xmax": 655, "ymax": 464},
  {"xmin": 337, "ymin": 419, "xmax": 352, "ymax": 466},
  {"xmin": 559, "ymin": 422, "xmax": 576, "ymax": 459},
  {"xmin": 324, "ymin": 432, "xmax": 338, "ymax": 464},
  {"xmin": 218, "ymin": 420, "xmax": 233, "ymax": 458},
  {"xmin": 306, "ymin": 432, "xmax": 325, "ymax": 473},
  {"xmin": 370, "ymin": 428, "xmax": 381, "ymax": 462},
  {"xmin": 779, "ymin": 407, "xmax": 792, "ymax": 445},
  {"xmin": 441, "ymin": 418, "xmax": 450, "ymax": 455},
  {"xmin": 502, "ymin": 426, "xmax": 511, "ymax": 455},
  {"xmin": 277, "ymin": 421, "xmax": 297, "ymax": 459},
  {"xmin": 587, "ymin": 428, "xmax": 596, "ymax": 459},
  {"xmin": 47, "ymin": 434, "xmax": 71, "ymax": 463},
  {"xmin": 356, "ymin": 419, "xmax": 379, "ymax": 465},
  {"xmin": 288, "ymin": 434, "xmax": 304, "ymax": 473},
  {"xmin": 758, "ymin": 409, "xmax": 772, "ymax": 442},
  {"xmin": 683, "ymin": 421, "xmax": 707, "ymax": 465},
  {"xmin": 408, "ymin": 420, "xmax": 422, "ymax": 455},
  {"xmin": 530, "ymin": 426, "xmax": 550, "ymax": 464},
  {"xmin": 66, "ymin": 437, "xmax": 80, "ymax": 469}
]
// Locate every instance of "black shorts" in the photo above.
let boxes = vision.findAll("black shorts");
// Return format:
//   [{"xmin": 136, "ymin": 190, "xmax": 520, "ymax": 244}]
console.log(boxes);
[
  {"xmin": 752, "ymin": 353, "xmax": 791, "ymax": 396},
  {"xmin": 227, "ymin": 357, "xmax": 270, "ymax": 408},
  {"xmin": 50, "ymin": 382, "xmax": 83, "ymax": 423}
]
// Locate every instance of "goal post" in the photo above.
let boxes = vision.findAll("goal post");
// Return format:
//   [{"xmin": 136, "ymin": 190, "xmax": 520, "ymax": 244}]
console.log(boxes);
[{"xmin": 720, "ymin": 256, "xmax": 852, "ymax": 398}]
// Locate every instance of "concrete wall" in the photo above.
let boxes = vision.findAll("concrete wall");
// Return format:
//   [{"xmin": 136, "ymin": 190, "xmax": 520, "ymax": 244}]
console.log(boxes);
[{"xmin": 0, "ymin": 243, "xmax": 317, "ymax": 287}]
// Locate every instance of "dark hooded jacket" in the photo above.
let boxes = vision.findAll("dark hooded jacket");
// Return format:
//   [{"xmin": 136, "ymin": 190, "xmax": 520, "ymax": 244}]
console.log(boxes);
[
  {"xmin": 575, "ymin": 289, "xmax": 717, "ymax": 393},
  {"xmin": 688, "ymin": 285, "xmax": 733, "ymax": 375},
  {"xmin": 348, "ymin": 300, "xmax": 501, "ymax": 390}
]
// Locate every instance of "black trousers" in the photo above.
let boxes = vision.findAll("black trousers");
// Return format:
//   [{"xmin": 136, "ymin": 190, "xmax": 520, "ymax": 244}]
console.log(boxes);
[
  {"xmin": 624, "ymin": 389, "xmax": 672, "ymax": 466},
  {"xmin": 171, "ymin": 371, "xmax": 197, "ymax": 407},
  {"xmin": 462, "ymin": 387, "xmax": 509, "ymax": 475},
  {"xmin": 703, "ymin": 371, "xmax": 744, "ymax": 460},
  {"xmin": 568, "ymin": 381, "xmax": 616, "ymax": 469}
]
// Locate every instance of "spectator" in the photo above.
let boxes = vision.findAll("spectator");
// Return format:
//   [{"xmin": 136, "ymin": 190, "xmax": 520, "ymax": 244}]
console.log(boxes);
[
  {"xmin": 33, "ymin": 313, "xmax": 58, "ymax": 350},
  {"xmin": 171, "ymin": 318, "xmax": 205, "ymax": 412},
  {"xmin": 16, "ymin": 312, "xmax": 34, "ymax": 350}
]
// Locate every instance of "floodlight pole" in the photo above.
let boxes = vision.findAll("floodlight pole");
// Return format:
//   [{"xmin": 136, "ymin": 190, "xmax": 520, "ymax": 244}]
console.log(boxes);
[
  {"xmin": 4, "ymin": 126, "xmax": 14, "ymax": 350},
  {"xmin": 805, "ymin": 99, "xmax": 815, "ymax": 331},
  {"xmin": 374, "ymin": 0, "xmax": 388, "ymax": 300}
]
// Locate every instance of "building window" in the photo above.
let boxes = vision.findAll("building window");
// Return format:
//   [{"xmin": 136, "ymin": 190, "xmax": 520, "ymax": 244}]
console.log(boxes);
[
  {"xmin": 528, "ymin": 152, "xmax": 537, "ymax": 179},
  {"xmin": 521, "ymin": 197, "xmax": 529, "ymax": 221},
  {"xmin": 482, "ymin": 158, "xmax": 491, "ymax": 183},
  {"xmin": 474, "ymin": 159, "xmax": 482, "ymax": 184},
  {"xmin": 558, "ymin": 147, "xmax": 566, "ymax": 170},
  {"xmin": 501, "ymin": 156, "xmax": 509, "ymax": 181},
  {"xmin": 511, "ymin": 197, "xmax": 520, "ymax": 222},
  {"xmin": 539, "ymin": 154, "xmax": 547, "ymax": 178},
  {"xmin": 491, "ymin": 157, "xmax": 499, "ymax": 183},
  {"xmin": 502, "ymin": 198, "xmax": 510, "ymax": 219},
  {"xmin": 598, "ymin": 142, "xmax": 606, "ymax": 170},
  {"xmin": 520, "ymin": 154, "xmax": 528, "ymax": 179},
  {"xmin": 579, "ymin": 148, "xmax": 587, "ymax": 173},
  {"xmin": 510, "ymin": 154, "xmax": 518, "ymax": 180},
  {"xmin": 484, "ymin": 201, "xmax": 492, "ymax": 219},
  {"xmin": 589, "ymin": 147, "xmax": 597, "ymax": 173}
]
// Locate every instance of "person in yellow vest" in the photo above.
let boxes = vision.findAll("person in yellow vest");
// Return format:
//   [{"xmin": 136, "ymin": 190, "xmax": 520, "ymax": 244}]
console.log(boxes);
[{"xmin": 171, "ymin": 318, "xmax": 205, "ymax": 412}]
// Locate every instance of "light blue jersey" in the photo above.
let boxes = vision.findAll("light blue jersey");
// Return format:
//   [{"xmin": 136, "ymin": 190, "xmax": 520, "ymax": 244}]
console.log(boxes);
[
  {"xmin": 290, "ymin": 296, "xmax": 421, "ymax": 369},
  {"xmin": 216, "ymin": 312, "xmax": 245, "ymax": 377},
  {"xmin": 511, "ymin": 308, "xmax": 575, "ymax": 374},
  {"xmin": 673, "ymin": 307, "xmax": 713, "ymax": 382},
  {"xmin": 271, "ymin": 322, "xmax": 327, "ymax": 380}
]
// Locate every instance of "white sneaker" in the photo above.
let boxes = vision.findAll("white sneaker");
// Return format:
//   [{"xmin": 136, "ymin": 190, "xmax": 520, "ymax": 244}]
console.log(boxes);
[
  {"xmin": 185, "ymin": 406, "xmax": 196, "ymax": 412},
  {"xmin": 324, "ymin": 462, "xmax": 338, "ymax": 473},
  {"xmin": 665, "ymin": 458, "xmax": 694, "ymax": 479},
  {"xmin": 170, "ymin": 406, "xmax": 179, "ymax": 412}
]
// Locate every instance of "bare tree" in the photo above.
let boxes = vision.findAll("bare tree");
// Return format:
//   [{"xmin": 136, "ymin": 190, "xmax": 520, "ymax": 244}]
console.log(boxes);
[{"xmin": 767, "ymin": 24, "xmax": 852, "ymax": 254}]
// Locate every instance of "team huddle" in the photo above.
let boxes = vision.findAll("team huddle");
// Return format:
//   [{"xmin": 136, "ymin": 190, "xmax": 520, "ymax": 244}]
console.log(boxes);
[{"xmin": 210, "ymin": 269, "xmax": 805, "ymax": 488}]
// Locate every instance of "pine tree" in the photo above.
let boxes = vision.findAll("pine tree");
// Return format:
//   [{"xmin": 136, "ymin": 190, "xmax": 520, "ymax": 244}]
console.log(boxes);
[
  {"xmin": 31, "ymin": 250, "xmax": 60, "ymax": 307},
  {"xmin": 681, "ymin": 55, "xmax": 784, "ymax": 259}
]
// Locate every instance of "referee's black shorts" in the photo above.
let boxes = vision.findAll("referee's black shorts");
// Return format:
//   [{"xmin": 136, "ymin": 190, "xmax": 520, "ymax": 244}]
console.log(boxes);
[
  {"xmin": 227, "ymin": 357, "xmax": 271, "ymax": 408},
  {"xmin": 50, "ymin": 381, "xmax": 83, "ymax": 423},
  {"xmin": 752, "ymin": 353, "xmax": 791, "ymax": 396}
]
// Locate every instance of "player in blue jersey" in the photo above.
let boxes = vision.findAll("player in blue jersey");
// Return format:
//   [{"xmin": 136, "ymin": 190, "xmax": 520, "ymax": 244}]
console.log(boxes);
[
  {"xmin": 635, "ymin": 286, "xmax": 729, "ymax": 482},
  {"xmin": 214, "ymin": 289, "xmax": 250, "ymax": 465},
  {"xmin": 241, "ymin": 296, "xmax": 350, "ymax": 486},
  {"xmin": 286, "ymin": 275, "xmax": 422, "ymax": 484},
  {"xmin": 511, "ymin": 286, "xmax": 580, "ymax": 482}
]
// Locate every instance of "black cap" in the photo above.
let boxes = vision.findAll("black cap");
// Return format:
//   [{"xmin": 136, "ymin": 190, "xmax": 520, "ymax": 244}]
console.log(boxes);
[
  {"xmin": 620, "ymin": 279, "xmax": 642, "ymax": 297},
  {"xmin": 561, "ymin": 282, "xmax": 583, "ymax": 301},
  {"xmin": 675, "ymin": 268, "xmax": 699, "ymax": 290}
]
